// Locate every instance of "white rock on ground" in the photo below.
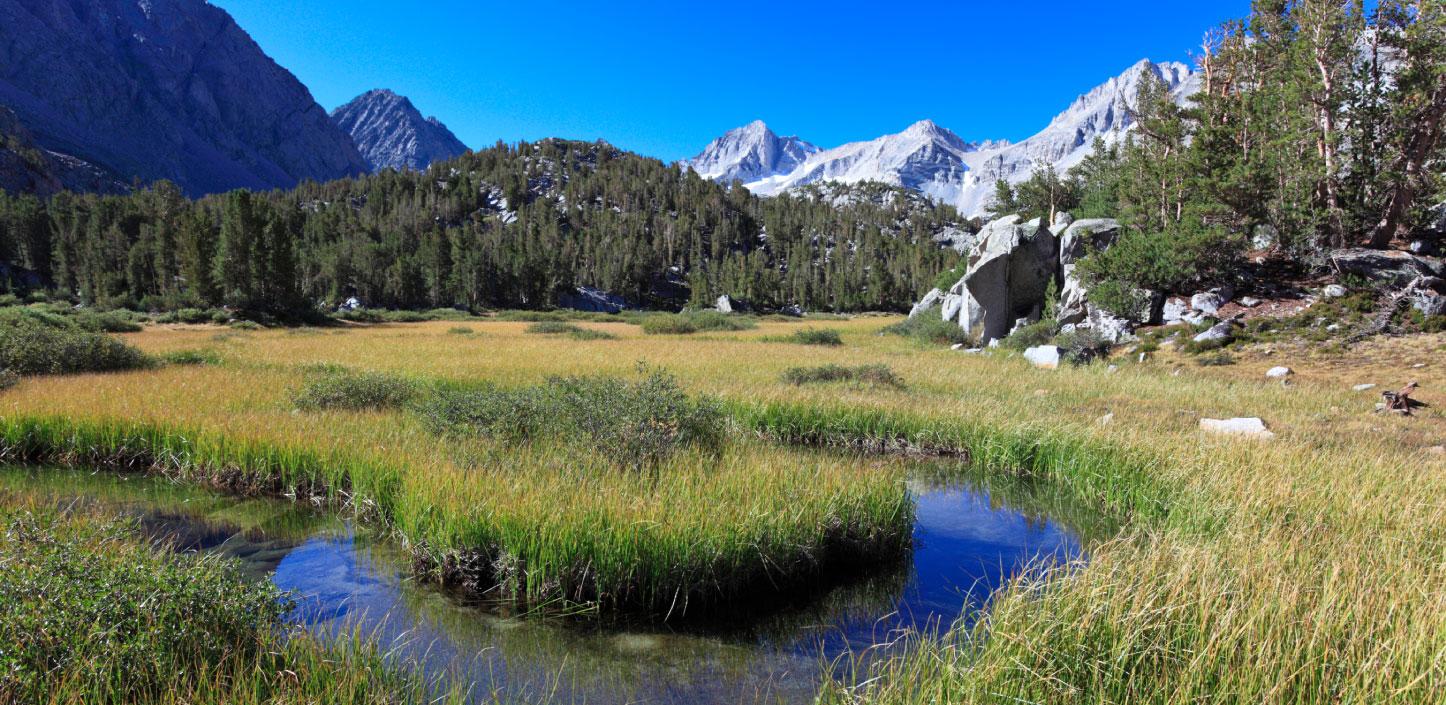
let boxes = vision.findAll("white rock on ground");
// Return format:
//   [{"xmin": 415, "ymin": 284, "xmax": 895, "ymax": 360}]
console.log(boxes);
[
  {"xmin": 1265, "ymin": 366, "xmax": 1294, "ymax": 379},
  {"xmin": 1323, "ymin": 284, "xmax": 1349, "ymax": 298},
  {"xmin": 1200, "ymin": 417, "xmax": 1276, "ymax": 440},
  {"xmin": 1024, "ymin": 345, "xmax": 1061, "ymax": 369},
  {"xmin": 1353, "ymin": 383, "xmax": 1377, "ymax": 392}
]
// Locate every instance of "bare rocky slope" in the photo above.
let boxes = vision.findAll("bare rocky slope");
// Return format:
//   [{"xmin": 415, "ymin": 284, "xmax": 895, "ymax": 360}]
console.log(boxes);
[
  {"xmin": 332, "ymin": 89, "xmax": 469, "ymax": 172},
  {"xmin": 0, "ymin": 0, "xmax": 367, "ymax": 197}
]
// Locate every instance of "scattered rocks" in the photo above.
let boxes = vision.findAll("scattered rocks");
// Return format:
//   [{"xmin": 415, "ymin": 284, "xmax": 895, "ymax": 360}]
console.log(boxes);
[
  {"xmin": 1161, "ymin": 297, "xmax": 1190, "ymax": 325},
  {"xmin": 1265, "ymin": 366, "xmax": 1294, "ymax": 380},
  {"xmin": 1024, "ymin": 345, "xmax": 1061, "ymax": 369},
  {"xmin": 1097, "ymin": 412, "xmax": 1114, "ymax": 426},
  {"xmin": 1200, "ymin": 417, "xmax": 1276, "ymax": 440},
  {"xmin": 715, "ymin": 295, "xmax": 735, "ymax": 314},
  {"xmin": 1353, "ymin": 383, "xmax": 1377, "ymax": 392},
  {"xmin": 1238, "ymin": 296, "xmax": 1262, "ymax": 308},
  {"xmin": 1322, "ymin": 284, "xmax": 1349, "ymax": 299},
  {"xmin": 1107, "ymin": 364, "xmax": 1119, "ymax": 373}
]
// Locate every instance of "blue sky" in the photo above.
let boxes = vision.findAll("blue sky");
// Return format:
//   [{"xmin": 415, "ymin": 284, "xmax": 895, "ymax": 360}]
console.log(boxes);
[{"xmin": 212, "ymin": 0, "xmax": 1253, "ymax": 162}]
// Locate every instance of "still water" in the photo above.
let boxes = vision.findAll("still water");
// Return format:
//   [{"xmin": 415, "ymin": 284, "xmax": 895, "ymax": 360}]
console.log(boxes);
[{"xmin": 1, "ymin": 466, "xmax": 1099, "ymax": 704}]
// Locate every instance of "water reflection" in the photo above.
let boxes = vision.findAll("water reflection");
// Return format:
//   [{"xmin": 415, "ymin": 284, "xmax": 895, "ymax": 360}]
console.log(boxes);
[{"xmin": 0, "ymin": 464, "xmax": 1101, "ymax": 705}]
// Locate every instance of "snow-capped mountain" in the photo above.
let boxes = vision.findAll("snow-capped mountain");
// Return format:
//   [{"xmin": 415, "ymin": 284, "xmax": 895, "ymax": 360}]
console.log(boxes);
[
  {"xmin": 679, "ymin": 120, "xmax": 818, "ymax": 183},
  {"xmin": 332, "ymin": 89, "xmax": 469, "ymax": 172},
  {"xmin": 685, "ymin": 59, "xmax": 1201, "ymax": 216}
]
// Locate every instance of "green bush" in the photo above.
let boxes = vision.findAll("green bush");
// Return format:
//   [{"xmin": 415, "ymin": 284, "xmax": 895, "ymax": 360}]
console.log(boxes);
[
  {"xmin": 1054, "ymin": 327, "xmax": 1113, "ymax": 365},
  {"xmin": 0, "ymin": 317, "xmax": 151, "ymax": 375},
  {"xmin": 932, "ymin": 260, "xmax": 968, "ymax": 290},
  {"xmin": 640, "ymin": 311, "xmax": 757, "ymax": 335},
  {"xmin": 641, "ymin": 315, "xmax": 698, "ymax": 335},
  {"xmin": 788, "ymin": 328, "xmax": 844, "ymax": 346},
  {"xmin": 1195, "ymin": 351, "xmax": 1237, "ymax": 366},
  {"xmin": 1000, "ymin": 319, "xmax": 1058, "ymax": 352},
  {"xmin": 160, "ymin": 349, "xmax": 222, "ymax": 366},
  {"xmin": 415, "ymin": 370, "xmax": 725, "ymax": 467},
  {"xmin": 1075, "ymin": 223, "xmax": 1244, "ymax": 318},
  {"xmin": 526, "ymin": 321, "xmax": 582, "ymax": 335},
  {"xmin": 291, "ymin": 369, "xmax": 419, "ymax": 411},
  {"xmin": 781, "ymin": 364, "xmax": 905, "ymax": 389},
  {"xmin": 0, "ymin": 369, "xmax": 17, "ymax": 391},
  {"xmin": 881, "ymin": 314, "xmax": 973, "ymax": 346}
]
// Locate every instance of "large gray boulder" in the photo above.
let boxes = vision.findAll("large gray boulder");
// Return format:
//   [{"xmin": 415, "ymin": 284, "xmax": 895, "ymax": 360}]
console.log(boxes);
[
  {"xmin": 1056, "ymin": 218, "xmax": 1121, "ymax": 324},
  {"xmin": 560, "ymin": 286, "xmax": 628, "ymax": 314},
  {"xmin": 958, "ymin": 215, "xmax": 1058, "ymax": 343},
  {"xmin": 908, "ymin": 288, "xmax": 943, "ymax": 319},
  {"xmin": 1331, "ymin": 249, "xmax": 1443, "ymax": 287}
]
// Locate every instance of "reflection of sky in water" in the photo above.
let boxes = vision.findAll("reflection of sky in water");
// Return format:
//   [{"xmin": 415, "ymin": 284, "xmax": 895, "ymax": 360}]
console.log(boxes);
[{"xmin": 268, "ymin": 484, "xmax": 1083, "ymax": 705}]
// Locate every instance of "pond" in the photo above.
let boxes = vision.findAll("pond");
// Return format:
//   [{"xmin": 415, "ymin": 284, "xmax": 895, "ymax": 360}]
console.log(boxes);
[{"xmin": 0, "ymin": 465, "xmax": 1105, "ymax": 704}]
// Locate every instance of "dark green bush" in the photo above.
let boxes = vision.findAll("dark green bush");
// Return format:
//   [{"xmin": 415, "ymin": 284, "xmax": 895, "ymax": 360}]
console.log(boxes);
[
  {"xmin": 640, "ymin": 315, "xmax": 698, "ymax": 335},
  {"xmin": 1075, "ymin": 223, "xmax": 1244, "ymax": 319},
  {"xmin": 291, "ymin": 369, "xmax": 418, "ymax": 411},
  {"xmin": 415, "ymin": 370, "xmax": 725, "ymax": 467},
  {"xmin": 881, "ymin": 315, "xmax": 973, "ymax": 346},
  {"xmin": 788, "ymin": 328, "xmax": 843, "ymax": 346},
  {"xmin": 781, "ymin": 364, "xmax": 905, "ymax": 389},
  {"xmin": 0, "ymin": 318, "xmax": 151, "ymax": 375}
]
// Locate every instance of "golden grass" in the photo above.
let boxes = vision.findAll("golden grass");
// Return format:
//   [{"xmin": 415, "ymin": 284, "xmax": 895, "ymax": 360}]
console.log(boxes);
[{"xmin": 4, "ymin": 318, "xmax": 1444, "ymax": 701}]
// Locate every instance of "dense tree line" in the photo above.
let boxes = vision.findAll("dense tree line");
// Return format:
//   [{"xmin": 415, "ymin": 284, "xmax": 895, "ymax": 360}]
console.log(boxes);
[
  {"xmin": 994, "ymin": 0, "xmax": 1444, "ymax": 315},
  {"xmin": 0, "ymin": 140, "xmax": 962, "ymax": 315}
]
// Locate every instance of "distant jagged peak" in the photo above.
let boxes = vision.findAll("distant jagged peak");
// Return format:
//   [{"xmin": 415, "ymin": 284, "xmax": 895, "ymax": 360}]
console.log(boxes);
[{"xmin": 332, "ymin": 89, "xmax": 468, "ymax": 172}]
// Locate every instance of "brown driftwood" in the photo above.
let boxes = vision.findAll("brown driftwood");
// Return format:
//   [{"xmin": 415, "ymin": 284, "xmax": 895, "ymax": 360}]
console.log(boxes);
[{"xmin": 1380, "ymin": 381, "xmax": 1426, "ymax": 416}]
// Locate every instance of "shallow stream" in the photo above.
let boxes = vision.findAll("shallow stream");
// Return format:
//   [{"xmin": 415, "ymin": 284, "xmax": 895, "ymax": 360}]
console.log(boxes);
[{"xmin": 0, "ymin": 465, "xmax": 1103, "ymax": 704}]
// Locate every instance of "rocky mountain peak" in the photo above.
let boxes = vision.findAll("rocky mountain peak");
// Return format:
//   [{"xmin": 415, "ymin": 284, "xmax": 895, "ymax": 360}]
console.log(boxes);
[
  {"xmin": 681, "ymin": 120, "xmax": 819, "ymax": 184},
  {"xmin": 0, "ymin": 0, "xmax": 368, "ymax": 196},
  {"xmin": 685, "ymin": 59, "xmax": 1201, "ymax": 217},
  {"xmin": 331, "ymin": 89, "xmax": 469, "ymax": 172}
]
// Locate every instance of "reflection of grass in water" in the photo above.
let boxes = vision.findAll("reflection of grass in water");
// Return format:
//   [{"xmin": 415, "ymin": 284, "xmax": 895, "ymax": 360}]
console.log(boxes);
[
  {"xmin": 908, "ymin": 459, "xmax": 1125, "ymax": 545},
  {"xmin": 0, "ymin": 466, "xmax": 342, "ymax": 543}
]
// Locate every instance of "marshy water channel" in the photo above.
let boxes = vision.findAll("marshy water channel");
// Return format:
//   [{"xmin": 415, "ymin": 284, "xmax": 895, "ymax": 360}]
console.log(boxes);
[{"xmin": 1, "ymin": 463, "xmax": 1111, "ymax": 704}]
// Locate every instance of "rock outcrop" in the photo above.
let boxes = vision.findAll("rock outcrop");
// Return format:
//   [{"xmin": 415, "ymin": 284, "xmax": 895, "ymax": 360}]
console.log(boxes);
[
  {"xmin": 332, "ymin": 90, "xmax": 468, "ymax": 172},
  {"xmin": 1331, "ymin": 249, "xmax": 1443, "ymax": 287},
  {"xmin": 1056, "ymin": 217, "xmax": 1121, "ymax": 324},
  {"xmin": 0, "ymin": 0, "xmax": 367, "ymax": 196},
  {"xmin": 955, "ymin": 215, "xmax": 1058, "ymax": 343}
]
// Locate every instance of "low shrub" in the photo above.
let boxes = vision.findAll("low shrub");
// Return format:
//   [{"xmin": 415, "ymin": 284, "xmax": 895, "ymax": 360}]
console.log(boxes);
[
  {"xmin": 641, "ymin": 311, "xmax": 757, "ymax": 335},
  {"xmin": 1196, "ymin": 351, "xmax": 1237, "ymax": 366},
  {"xmin": 881, "ymin": 315, "xmax": 972, "ymax": 346},
  {"xmin": 787, "ymin": 328, "xmax": 844, "ymax": 346},
  {"xmin": 228, "ymin": 320, "xmax": 263, "ymax": 330},
  {"xmin": 526, "ymin": 321, "xmax": 583, "ymax": 335},
  {"xmin": 1054, "ymin": 327, "xmax": 1113, "ymax": 365},
  {"xmin": 1000, "ymin": 319, "xmax": 1058, "ymax": 352},
  {"xmin": 291, "ymin": 369, "xmax": 419, "ymax": 411},
  {"xmin": 160, "ymin": 349, "xmax": 222, "ymax": 366},
  {"xmin": 641, "ymin": 315, "xmax": 698, "ymax": 335},
  {"xmin": 0, "ymin": 369, "xmax": 17, "ymax": 391},
  {"xmin": 781, "ymin": 364, "xmax": 905, "ymax": 389},
  {"xmin": 447, "ymin": 326, "xmax": 477, "ymax": 336},
  {"xmin": 416, "ymin": 369, "xmax": 725, "ymax": 467},
  {"xmin": 0, "ymin": 317, "xmax": 151, "ymax": 375}
]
